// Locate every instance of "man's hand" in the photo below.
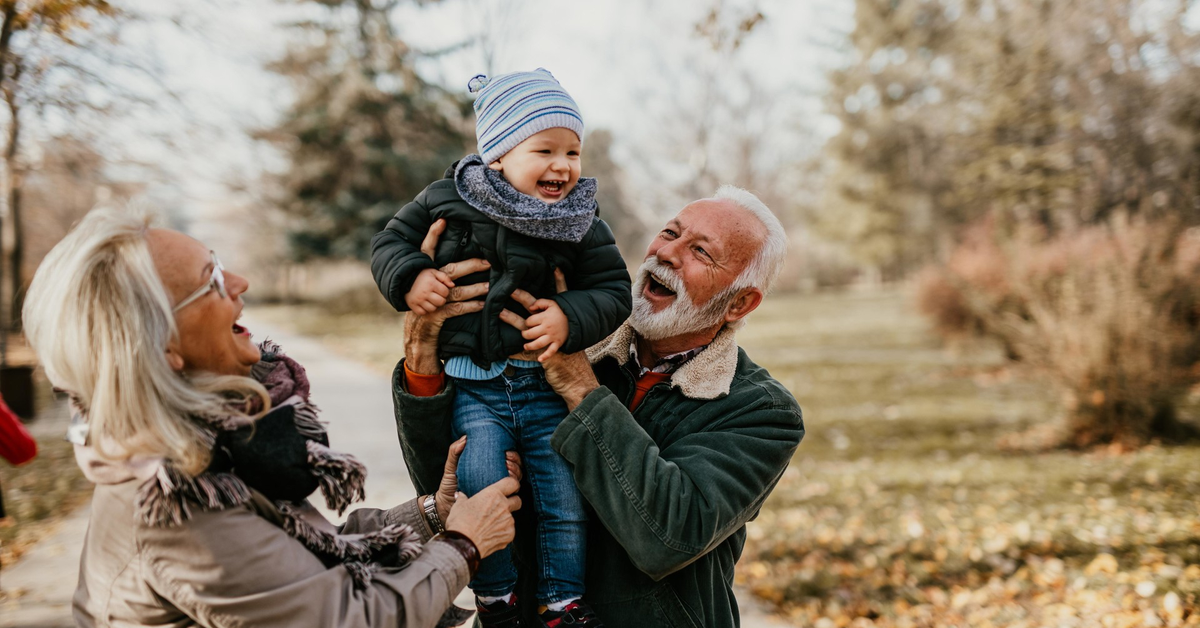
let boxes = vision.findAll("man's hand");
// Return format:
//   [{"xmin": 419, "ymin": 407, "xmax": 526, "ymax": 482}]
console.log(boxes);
[
  {"xmin": 539, "ymin": 350, "xmax": 600, "ymax": 411},
  {"xmin": 499, "ymin": 269, "xmax": 600, "ymax": 410},
  {"xmin": 521, "ymin": 299, "xmax": 568, "ymax": 362},
  {"xmin": 403, "ymin": 219, "xmax": 491, "ymax": 375}
]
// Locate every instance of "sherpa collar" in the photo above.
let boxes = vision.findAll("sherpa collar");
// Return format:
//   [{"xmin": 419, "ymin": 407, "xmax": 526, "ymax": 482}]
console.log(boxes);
[
  {"xmin": 454, "ymin": 153, "xmax": 597, "ymax": 243},
  {"xmin": 586, "ymin": 321, "xmax": 741, "ymax": 399}
]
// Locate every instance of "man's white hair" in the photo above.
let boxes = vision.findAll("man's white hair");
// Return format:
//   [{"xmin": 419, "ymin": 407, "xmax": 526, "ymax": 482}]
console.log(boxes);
[{"xmin": 711, "ymin": 184, "xmax": 788, "ymax": 294}]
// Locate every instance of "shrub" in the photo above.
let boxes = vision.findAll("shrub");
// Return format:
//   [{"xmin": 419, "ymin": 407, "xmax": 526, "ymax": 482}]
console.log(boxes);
[
  {"xmin": 317, "ymin": 283, "xmax": 396, "ymax": 316},
  {"xmin": 914, "ymin": 217, "xmax": 1021, "ymax": 357},
  {"xmin": 922, "ymin": 216, "xmax": 1200, "ymax": 448}
]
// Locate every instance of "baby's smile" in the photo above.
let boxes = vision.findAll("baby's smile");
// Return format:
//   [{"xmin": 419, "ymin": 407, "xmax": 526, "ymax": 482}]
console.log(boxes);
[{"xmin": 538, "ymin": 179, "xmax": 567, "ymax": 198}]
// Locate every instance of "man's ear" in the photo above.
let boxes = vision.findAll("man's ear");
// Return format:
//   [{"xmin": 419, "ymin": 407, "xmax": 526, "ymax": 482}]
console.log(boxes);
[
  {"xmin": 724, "ymin": 287, "xmax": 764, "ymax": 325},
  {"xmin": 487, "ymin": 158, "xmax": 504, "ymax": 171},
  {"xmin": 165, "ymin": 345, "xmax": 185, "ymax": 373}
]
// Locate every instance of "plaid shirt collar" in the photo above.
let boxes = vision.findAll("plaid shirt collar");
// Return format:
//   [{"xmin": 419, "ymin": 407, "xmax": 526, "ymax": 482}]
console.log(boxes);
[{"xmin": 628, "ymin": 337, "xmax": 708, "ymax": 378}]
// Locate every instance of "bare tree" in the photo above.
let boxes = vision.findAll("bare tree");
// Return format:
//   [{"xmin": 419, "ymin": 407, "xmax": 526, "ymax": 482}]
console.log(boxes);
[
  {"xmin": 0, "ymin": 1, "xmax": 121, "ymax": 360},
  {"xmin": 0, "ymin": 1, "xmax": 192, "ymax": 366},
  {"xmin": 463, "ymin": 0, "xmax": 515, "ymax": 77},
  {"xmin": 823, "ymin": 0, "xmax": 1200, "ymax": 277},
  {"xmin": 22, "ymin": 135, "xmax": 143, "ymax": 271},
  {"xmin": 626, "ymin": 1, "xmax": 821, "ymax": 224}
]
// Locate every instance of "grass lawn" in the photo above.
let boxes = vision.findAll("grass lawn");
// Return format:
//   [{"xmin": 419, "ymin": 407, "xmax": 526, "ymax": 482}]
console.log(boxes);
[{"xmin": 252, "ymin": 289, "xmax": 1200, "ymax": 627}]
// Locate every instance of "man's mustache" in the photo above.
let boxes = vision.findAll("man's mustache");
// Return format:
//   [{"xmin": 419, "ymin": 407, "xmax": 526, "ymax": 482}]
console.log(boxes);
[{"xmin": 638, "ymin": 258, "xmax": 685, "ymax": 296}]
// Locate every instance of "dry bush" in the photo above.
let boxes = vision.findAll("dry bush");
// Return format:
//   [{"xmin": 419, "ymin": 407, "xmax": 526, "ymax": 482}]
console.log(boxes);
[
  {"xmin": 924, "ymin": 216, "xmax": 1200, "ymax": 448},
  {"xmin": 317, "ymin": 283, "xmax": 396, "ymax": 316},
  {"xmin": 915, "ymin": 267, "xmax": 980, "ymax": 341},
  {"xmin": 915, "ymin": 218, "xmax": 1021, "ymax": 357}
]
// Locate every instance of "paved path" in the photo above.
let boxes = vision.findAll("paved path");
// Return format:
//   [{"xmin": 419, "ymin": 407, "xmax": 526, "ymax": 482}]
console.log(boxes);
[
  {"xmin": 1, "ymin": 395, "xmax": 85, "ymax": 628},
  {"xmin": 0, "ymin": 314, "xmax": 790, "ymax": 627}
]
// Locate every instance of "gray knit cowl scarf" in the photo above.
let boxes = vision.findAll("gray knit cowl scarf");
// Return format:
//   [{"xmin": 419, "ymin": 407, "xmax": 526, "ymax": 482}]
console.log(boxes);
[
  {"xmin": 72, "ymin": 340, "xmax": 472, "ymax": 627},
  {"xmin": 454, "ymin": 153, "xmax": 597, "ymax": 243}
]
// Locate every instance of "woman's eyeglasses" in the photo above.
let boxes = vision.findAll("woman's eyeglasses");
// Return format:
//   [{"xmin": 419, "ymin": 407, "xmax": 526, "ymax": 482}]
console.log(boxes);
[{"xmin": 172, "ymin": 252, "xmax": 228, "ymax": 313}]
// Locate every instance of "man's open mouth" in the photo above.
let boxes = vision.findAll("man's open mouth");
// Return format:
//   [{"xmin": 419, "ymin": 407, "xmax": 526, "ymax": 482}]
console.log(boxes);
[{"xmin": 646, "ymin": 273, "xmax": 677, "ymax": 297}]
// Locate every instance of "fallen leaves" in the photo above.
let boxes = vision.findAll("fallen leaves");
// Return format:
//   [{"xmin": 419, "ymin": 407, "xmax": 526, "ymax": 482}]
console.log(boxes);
[
  {"xmin": 0, "ymin": 429, "xmax": 92, "ymax": 567},
  {"xmin": 1087, "ymin": 553, "xmax": 1119, "ymax": 576},
  {"xmin": 742, "ymin": 437, "xmax": 1200, "ymax": 627},
  {"xmin": 733, "ymin": 293, "xmax": 1200, "ymax": 627}
]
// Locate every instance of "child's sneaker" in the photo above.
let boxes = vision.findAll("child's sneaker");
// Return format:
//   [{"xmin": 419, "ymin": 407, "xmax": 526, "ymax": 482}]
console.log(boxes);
[
  {"xmin": 477, "ymin": 595, "xmax": 522, "ymax": 628},
  {"xmin": 539, "ymin": 601, "xmax": 605, "ymax": 627}
]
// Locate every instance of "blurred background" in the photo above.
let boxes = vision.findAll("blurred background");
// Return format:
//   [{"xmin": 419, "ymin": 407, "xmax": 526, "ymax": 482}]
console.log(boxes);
[{"xmin": 3, "ymin": 0, "xmax": 1200, "ymax": 626}]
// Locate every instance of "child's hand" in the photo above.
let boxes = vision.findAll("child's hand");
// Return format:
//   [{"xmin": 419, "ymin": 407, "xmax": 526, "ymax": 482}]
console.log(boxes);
[
  {"xmin": 521, "ymin": 299, "xmax": 569, "ymax": 362},
  {"xmin": 406, "ymin": 267, "xmax": 455, "ymax": 315}
]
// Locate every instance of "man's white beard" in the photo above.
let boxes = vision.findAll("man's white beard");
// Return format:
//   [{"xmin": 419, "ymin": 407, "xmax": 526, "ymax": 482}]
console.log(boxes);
[{"xmin": 629, "ymin": 258, "xmax": 734, "ymax": 340}]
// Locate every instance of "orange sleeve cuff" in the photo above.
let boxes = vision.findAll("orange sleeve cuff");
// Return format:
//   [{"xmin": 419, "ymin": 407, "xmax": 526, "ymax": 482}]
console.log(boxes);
[{"xmin": 404, "ymin": 362, "xmax": 447, "ymax": 397}]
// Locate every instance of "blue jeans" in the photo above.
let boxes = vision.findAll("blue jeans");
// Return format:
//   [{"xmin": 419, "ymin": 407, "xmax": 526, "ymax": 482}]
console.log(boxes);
[{"xmin": 451, "ymin": 367, "xmax": 587, "ymax": 604}]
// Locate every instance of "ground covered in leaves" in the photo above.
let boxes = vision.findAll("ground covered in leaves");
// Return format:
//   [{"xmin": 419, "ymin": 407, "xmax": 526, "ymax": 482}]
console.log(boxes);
[
  {"xmin": 0, "ymin": 375, "xmax": 91, "ymax": 569},
  {"xmin": 736, "ymin": 291, "xmax": 1200, "ymax": 628},
  {"xmin": 253, "ymin": 289, "xmax": 1200, "ymax": 627}
]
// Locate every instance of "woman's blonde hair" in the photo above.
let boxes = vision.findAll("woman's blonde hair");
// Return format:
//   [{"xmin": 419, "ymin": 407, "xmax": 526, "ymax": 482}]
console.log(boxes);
[{"xmin": 23, "ymin": 205, "xmax": 266, "ymax": 474}]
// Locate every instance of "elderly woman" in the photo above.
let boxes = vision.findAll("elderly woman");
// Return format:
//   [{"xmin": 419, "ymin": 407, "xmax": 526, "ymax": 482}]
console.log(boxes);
[{"xmin": 23, "ymin": 206, "xmax": 517, "ymax": 628}]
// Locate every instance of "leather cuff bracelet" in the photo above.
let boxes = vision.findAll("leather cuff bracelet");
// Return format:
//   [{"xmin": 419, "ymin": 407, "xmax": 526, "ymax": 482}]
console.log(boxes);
[{"xmin": 433, "ymin": 530, "xmax": 480, "ymax": 577}]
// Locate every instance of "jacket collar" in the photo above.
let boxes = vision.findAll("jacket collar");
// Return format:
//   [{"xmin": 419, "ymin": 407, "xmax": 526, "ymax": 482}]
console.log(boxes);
[{"xmin": 586, "ymin": 321, "xmax": 740, "ymax": 399}]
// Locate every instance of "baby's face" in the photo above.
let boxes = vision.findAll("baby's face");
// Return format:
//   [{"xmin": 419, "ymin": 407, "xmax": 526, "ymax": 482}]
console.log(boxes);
[{"xmin": 488, "ymin": 127, "xmax": 582, "ymax": 204}]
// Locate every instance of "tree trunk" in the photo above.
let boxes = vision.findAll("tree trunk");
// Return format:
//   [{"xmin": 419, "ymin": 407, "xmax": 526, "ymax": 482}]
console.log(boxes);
[
  {"xmin": 8, "ymin": 165, "xmax": 20, "ymax": 332},
  {"xmin": 6, "ymin": 67, "xmax": 20, "ymax": 332},
  {"xmin": 0, "ymin": 2, "xmax": 15, "ymax": 359}
]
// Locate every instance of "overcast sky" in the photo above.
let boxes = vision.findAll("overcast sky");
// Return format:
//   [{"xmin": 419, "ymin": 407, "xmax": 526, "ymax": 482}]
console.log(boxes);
[{"xmin": 102, "ymin": 0, "xmax": 852, "ymax": 244}]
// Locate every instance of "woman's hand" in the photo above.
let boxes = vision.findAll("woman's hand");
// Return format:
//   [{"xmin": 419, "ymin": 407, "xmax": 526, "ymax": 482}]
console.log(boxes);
[
  {"xmin": 444, "ymin": 476, "xmax": 521, "ymax": 558},
  {"xmin": 435, "ymin": 436, "xmax": 521, "ymax": 524},
  {"xmin": 499, "ymin": 269, "xmax": 600, "ymax": 411},
  {"xmin": 403, "ymin": 219, "xmax": 492, "ymax": 375}
]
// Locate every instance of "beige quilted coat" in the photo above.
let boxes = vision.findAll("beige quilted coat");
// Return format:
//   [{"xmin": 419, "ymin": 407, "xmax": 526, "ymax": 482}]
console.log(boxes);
[{"xmin": 72, "ymin": 459, "xmax": 469, "ymax": 628}]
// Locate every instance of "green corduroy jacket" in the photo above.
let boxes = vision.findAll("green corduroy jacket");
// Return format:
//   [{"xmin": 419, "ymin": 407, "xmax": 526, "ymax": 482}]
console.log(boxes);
[{"xmin": 390, "ymin": 322, "xmax": 804, "ymax": 627}]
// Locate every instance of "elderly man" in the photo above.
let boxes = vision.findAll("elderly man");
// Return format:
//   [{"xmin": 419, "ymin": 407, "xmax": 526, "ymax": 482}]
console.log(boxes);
[{"xmin": 392, "ymin": 185, "xmax": 803, "ymax": 628}]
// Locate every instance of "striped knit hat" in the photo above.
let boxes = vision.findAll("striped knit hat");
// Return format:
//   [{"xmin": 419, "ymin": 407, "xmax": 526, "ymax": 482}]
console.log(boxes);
[{"xmin": 468, "ymin": 68, "xmax": 584, "ymax": 164}]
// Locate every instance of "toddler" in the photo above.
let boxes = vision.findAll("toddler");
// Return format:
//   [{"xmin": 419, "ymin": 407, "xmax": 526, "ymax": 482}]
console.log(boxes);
[{"xmin": 371, "ymin": 69, "xmax": 631, "ymax": 628}]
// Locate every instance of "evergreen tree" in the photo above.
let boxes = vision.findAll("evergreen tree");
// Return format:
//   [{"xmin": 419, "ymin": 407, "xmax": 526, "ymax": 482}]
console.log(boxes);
[{"xmin": 263, "ymin": 0, "xmax": 473, "ymax": 262}]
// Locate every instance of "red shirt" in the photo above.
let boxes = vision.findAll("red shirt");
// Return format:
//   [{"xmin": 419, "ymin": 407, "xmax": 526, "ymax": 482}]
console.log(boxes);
[{"xmin": 629, "ymin": 372, "xmax": 670, "ymax": 411}]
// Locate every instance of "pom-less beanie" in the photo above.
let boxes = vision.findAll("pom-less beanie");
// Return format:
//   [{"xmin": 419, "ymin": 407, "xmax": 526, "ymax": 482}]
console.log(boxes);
[{"xmin": 469, "ymin": 68, "xmax": 584, "ymax": 164}]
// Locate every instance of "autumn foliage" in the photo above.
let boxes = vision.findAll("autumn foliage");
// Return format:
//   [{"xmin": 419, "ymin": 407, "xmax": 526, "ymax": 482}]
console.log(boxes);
[
  {"xmin": 917, "ymin": 217, "xmax": 1200, "ymax": 448},
  {"xmin": 733, "ymin": 292, "xmax": 1199, "ymax": 628}
]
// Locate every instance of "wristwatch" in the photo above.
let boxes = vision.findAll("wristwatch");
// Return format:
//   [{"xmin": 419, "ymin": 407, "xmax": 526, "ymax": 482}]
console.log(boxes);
[{"xmin": 422, "ymin": 494, "xmax": 445, "ymax": 534}]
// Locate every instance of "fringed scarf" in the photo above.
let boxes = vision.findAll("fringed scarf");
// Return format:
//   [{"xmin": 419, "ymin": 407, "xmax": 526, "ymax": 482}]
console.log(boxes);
[{"xmin": 83, "ymin": 340, "xmax": 471, "ymax": 627}]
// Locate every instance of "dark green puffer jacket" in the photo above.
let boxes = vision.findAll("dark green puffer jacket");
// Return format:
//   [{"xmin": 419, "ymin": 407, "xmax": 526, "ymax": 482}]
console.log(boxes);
[
  {"xmin": 370, "ymin": 172, "xmax": 632, "ymax": 367},
  {"xmin": 391, "ymin": 323, "xmax": 804, "ymax": 627}
]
